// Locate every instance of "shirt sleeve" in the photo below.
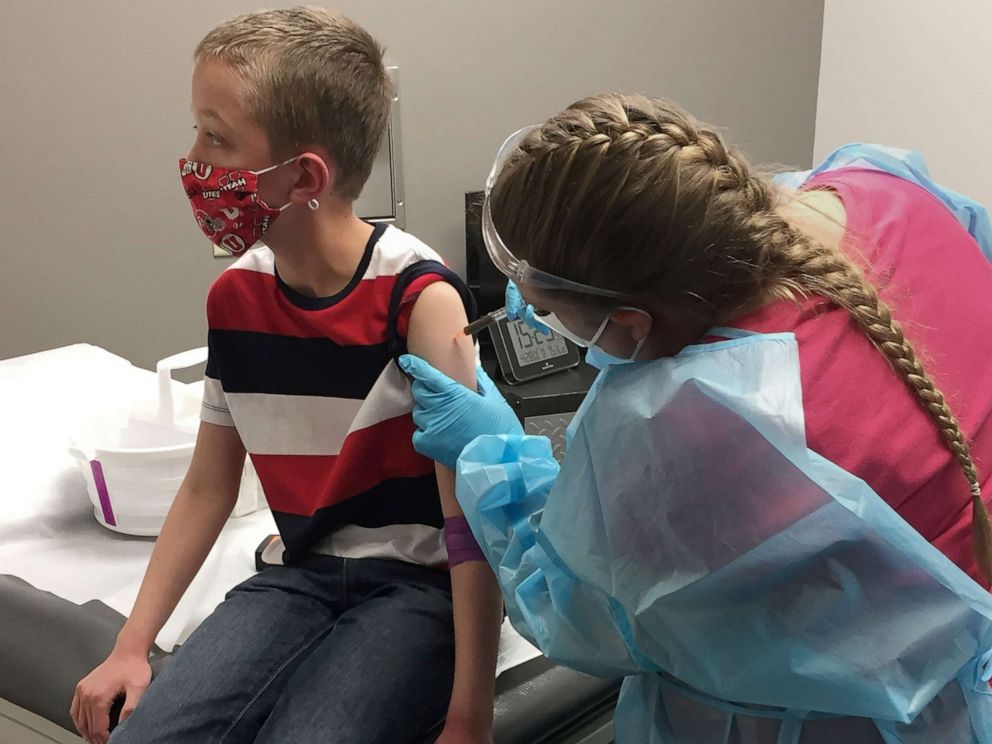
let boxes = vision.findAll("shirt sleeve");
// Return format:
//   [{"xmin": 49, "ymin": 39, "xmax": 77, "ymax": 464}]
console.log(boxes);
[
  {"xmin": 385, "ymin": 260, "xmax": 478, "ymax": 360},
  {"xmin": 200, "ymin": 366, "xmax": 235, "ymax": 427},
  {"xmin": 201, "ymin": 285, "xmax": 236, "ymax": 427},
  {"xmin": 395, "ymin": 272, "xmax": 447, "ymax": 338}
]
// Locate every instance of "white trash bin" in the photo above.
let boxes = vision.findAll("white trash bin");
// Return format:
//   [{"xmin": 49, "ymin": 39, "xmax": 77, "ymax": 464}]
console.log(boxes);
[{"xmin": 69, "ymin": 348, "xmax": 263, "ymax": 536}]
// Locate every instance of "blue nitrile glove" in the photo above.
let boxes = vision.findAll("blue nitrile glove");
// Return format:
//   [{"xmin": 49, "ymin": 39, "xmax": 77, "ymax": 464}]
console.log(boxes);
[
  {"xmin": 505, "ymin": 281, "xmax": 551, "ymax": 335},
  {"xmin": 398, "ymin": 354, "xmax": 523, "ymax": 470}
]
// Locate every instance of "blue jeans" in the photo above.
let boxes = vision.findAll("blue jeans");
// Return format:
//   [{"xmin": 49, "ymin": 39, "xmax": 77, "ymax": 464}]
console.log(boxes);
[{"xmin": 111, "ymin": 555, "xmax": 455, "ymax": 743}]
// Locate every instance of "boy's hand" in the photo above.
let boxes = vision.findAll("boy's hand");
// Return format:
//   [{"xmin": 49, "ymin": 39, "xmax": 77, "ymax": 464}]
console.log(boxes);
[{"xmin": 70, "ymin": 649, "xmax": 151, "ymax": 744}]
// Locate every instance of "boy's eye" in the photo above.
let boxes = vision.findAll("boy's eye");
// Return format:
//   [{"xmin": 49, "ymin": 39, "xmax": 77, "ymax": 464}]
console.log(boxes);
[{"xmin": 192, "ymin": 124, "xmax": 224, "ymax": 147}]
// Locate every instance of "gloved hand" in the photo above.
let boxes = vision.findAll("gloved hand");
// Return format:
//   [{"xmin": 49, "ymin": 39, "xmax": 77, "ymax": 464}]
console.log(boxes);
[
  {"xmin": 505, "ymin": 281, "xmax": 551, "ymax": 335},
  {"xmin": 398, "ymin": 354, "xmax": 523, "ymax": 470}
]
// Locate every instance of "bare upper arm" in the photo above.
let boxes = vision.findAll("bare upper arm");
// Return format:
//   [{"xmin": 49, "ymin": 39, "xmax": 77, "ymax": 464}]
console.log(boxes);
[
  {"xmin": 406, "ymin": 281, "xmax": 478, "ymax": 517},
  {"xmin": 405, "ymin": 281, "xmax": 477, "ymax": 391},
  {"xmin": 183, "ymin": 421, "xmax": 246, "ymax": 504}
]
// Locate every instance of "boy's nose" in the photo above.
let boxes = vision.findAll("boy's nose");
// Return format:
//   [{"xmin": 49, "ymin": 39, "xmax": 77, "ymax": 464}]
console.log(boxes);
[{"xmin": 185, "ymin": 141, "xmax": 203, "ymax": 163}]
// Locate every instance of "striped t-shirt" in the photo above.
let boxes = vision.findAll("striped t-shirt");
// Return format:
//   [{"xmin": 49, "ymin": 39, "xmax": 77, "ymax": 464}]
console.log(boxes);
[{"xmin": 200, "ymin": 223, "xmax": 475, "ymax": 567}]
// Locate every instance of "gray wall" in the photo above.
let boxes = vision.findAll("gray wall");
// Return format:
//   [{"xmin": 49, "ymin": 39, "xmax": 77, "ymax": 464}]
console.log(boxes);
[{"xmin": 0, "ymin": 0, "xmax": 824, "ymax": 369}]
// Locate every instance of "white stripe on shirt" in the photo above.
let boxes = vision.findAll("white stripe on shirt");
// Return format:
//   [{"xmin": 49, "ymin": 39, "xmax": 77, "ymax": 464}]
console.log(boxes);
[
  {"xmin": 201, "ymin": 376, "xmax": 235, "ymax": 427},
  {"xmin": 229, "ymin": 243, "xmax": 276, "ymax": 275},
  {"xmin": 312, "ymin": 523, "xmax": 447, "ymax": 566},
  {"xmin": 362, "ymin": 226, "xmax": 440, "ymax": 280},
  {"xmin": 345, "ymin": 362, "xmax": 414, "ymax": 436},
  {"xmin": 223, "ymin": 392, "xmax": 364, "ymax": 455},
  {"xmin": 230, "ymin": 228, "xmax": 443, "ymax": 283}
]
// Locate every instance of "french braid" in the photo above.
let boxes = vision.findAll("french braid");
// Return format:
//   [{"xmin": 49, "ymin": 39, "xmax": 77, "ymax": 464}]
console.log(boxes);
[{"xmin": 491, "ymin": 93, "xmax": 992, "ymax": 581}]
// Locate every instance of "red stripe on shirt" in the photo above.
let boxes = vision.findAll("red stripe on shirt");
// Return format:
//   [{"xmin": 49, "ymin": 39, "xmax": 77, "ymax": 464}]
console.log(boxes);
[
  {"xmin": 250, "ymin": 414, "xmax": 435, "ymax": 516},
  {"xmin": 395, "ymin": 273, "xmax": 447, "ymax": 337},
  {"xmin": 207, "ymin": 269, "xmax": 398, "ymax": 346}
]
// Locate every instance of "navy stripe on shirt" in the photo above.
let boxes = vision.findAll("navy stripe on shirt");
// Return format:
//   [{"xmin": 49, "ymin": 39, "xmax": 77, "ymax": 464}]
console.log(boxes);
[
  {"xmin": 207, "ymin": 329, "xmax": 390, "ymax": 399},
  {"xmin": 272, "ymin": 474, "xmax": 443, "ymax": 564}
]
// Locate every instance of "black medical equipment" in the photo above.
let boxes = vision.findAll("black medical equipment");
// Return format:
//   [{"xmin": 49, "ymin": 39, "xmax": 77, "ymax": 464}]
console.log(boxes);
[{"xmin": 490, "ymin": 316, "xmax": 581, "ymax": 384}]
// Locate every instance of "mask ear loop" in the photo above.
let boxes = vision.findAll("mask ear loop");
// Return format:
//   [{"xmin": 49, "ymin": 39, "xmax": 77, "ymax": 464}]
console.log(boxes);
[
  {"xmin": 629, "ymin": 335, "xmax": 648, "ymax": 361},
  {"xmin": 253, "ymin": 155, "xmax": 299, "ymax": 176},
  {"xmin": 624, "ymin": 307, "xmax": 652, "ymax": 361},
  {"xmin": 592, "ymin": 307, "xmax": 652, "ymax": 361},
  {"xmin": 587, "ymin": 314, "xmax": 612, "ymax": 347},
  {"xmin": 254, "ymin": 156, "xmax": 303, "ymax": 212}
]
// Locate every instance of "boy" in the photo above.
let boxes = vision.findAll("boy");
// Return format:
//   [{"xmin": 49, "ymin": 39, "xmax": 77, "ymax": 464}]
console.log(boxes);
[{"xmin": 70, "ymin": 8, "xmax": 502, "ymax": 743}]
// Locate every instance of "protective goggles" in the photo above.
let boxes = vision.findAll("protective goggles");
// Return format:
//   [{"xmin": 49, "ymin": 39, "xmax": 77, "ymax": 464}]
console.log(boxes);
[{"xmin": 481, "ymin": 126, "xmax": 627, "ymax": 300}]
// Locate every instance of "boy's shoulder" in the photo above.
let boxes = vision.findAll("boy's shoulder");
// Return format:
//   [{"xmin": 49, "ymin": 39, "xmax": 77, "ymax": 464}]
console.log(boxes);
[
  {"xmin": 365, "ymin": 225, "xmax": 444, "ymax": 280},
  {"xmin": 204, "ymin": 227, "xmax": 451, "ymax": 320}
]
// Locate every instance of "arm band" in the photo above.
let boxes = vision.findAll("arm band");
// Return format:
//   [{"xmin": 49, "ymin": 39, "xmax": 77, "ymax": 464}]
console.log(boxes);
[{"xmin": 444, "ymin": 516, "xmax": 486, "ymax": 568}]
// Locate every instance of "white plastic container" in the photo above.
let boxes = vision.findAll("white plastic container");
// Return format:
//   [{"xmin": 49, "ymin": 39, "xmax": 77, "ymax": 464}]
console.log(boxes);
[{"xmin": 69, "ymin": 348, "xmax": 264, "ymax": 536}]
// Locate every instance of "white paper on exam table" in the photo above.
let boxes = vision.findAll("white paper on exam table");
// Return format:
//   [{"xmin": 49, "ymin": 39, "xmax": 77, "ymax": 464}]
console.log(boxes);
[{"xmin": 0, "ymin": 344, "xmax": 542, "ymax": 673}]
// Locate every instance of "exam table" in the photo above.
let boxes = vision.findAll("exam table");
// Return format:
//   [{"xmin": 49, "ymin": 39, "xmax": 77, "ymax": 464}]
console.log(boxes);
[{"xmin": 0, "ymin": 345, "xmax": 620, "ymax": 744}]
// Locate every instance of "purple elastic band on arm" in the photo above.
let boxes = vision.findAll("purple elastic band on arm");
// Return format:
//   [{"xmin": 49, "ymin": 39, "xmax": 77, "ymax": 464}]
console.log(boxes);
[{"xmin": 444, "ymin": 516, "xmax": 486, "ymax": 568}]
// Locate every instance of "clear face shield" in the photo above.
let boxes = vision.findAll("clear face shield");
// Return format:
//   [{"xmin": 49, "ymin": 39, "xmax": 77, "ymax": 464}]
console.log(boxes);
[
  {"xmin": 482, "ymin": 126, "xmax": 651, "ymax": 361},
  {"xmin": 482, "ymin": 127, "xmax": 629, "ymax": 299}
]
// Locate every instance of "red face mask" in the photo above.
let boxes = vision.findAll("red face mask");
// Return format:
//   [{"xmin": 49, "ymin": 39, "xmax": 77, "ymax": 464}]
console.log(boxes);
[{"xmin": 179, "ymin": 157, "xmax": 295, "ymax": 256}]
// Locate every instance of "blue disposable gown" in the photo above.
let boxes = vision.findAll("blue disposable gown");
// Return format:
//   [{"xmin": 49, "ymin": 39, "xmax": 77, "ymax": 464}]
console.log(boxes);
[{"xmin": 455, "ymin": 146, "xmax": 992, "ymax": 743}]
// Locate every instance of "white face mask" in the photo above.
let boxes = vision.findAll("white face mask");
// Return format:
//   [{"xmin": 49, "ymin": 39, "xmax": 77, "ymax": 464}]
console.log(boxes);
[{"xmin": 537, "ymin": 308, "xmax": 650, "ymax": 362}]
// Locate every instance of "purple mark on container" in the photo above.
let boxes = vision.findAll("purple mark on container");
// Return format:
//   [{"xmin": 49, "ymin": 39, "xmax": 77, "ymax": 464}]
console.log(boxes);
[{"xmin": 89, "ymin": 460, "xmax": 116, "ymax": 526}]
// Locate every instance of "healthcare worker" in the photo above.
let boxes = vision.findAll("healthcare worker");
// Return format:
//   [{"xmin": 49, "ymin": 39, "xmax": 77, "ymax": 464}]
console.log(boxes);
[{"xmin": 398, "ymin": 94, "xmax": 992, "ymax": 742}]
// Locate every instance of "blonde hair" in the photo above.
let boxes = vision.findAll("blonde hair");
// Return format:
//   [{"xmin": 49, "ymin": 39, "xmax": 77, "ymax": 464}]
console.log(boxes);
[
  {"xmin": 491, "ymin": 93, "xmax": 992, "ymax": 581},
  {"xmin": 195, "ymin": 6, "xmax": 391, "ymax": 201}
]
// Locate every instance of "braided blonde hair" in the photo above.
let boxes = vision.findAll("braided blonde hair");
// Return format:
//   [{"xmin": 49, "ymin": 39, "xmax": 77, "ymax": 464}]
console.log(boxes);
[{"xmin": 490, "ymin": 93, "xmax": 992, "ymax": 581}]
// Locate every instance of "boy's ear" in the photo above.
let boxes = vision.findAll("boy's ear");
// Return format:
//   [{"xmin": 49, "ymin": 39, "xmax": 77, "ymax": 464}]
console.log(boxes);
[{"xmin": 292, "ymin": 151, "xmax": 332, "ymax": 202}]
